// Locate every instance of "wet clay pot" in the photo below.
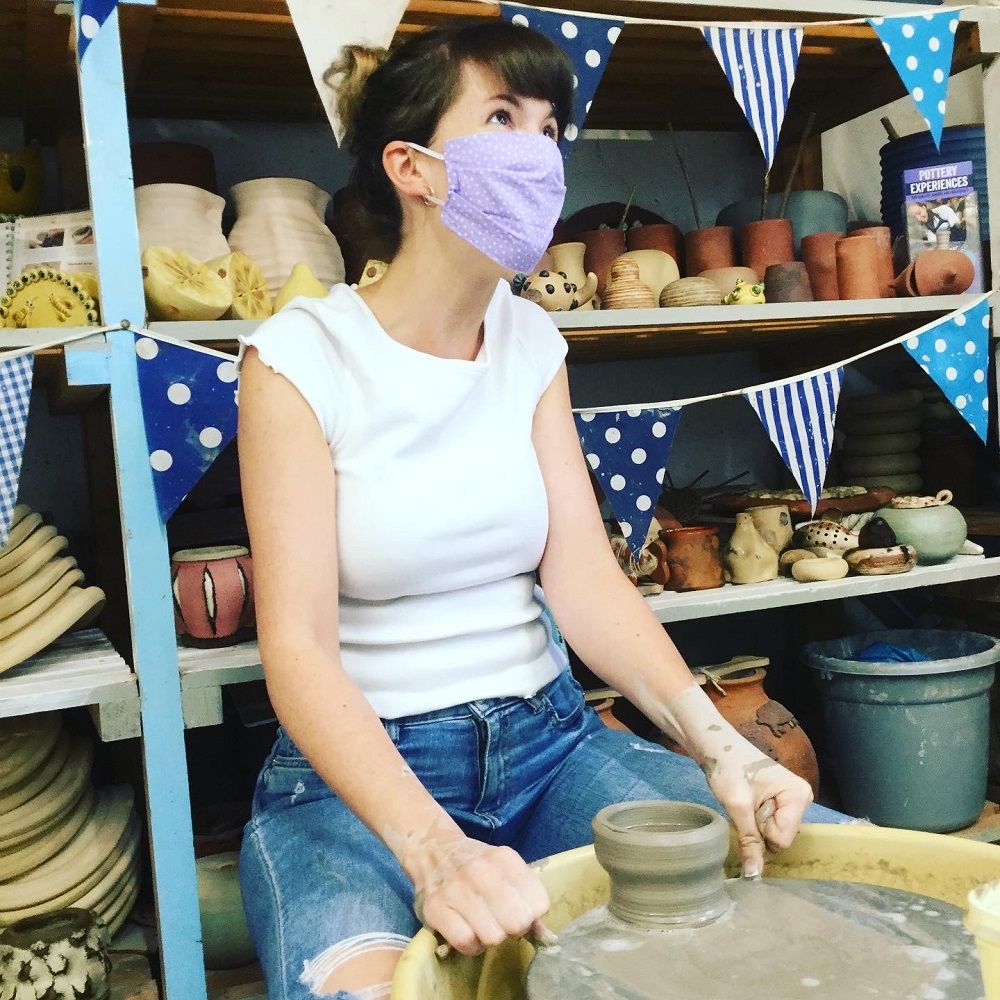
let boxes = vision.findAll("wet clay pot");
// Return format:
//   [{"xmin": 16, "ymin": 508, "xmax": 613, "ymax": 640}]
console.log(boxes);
[
  {"xmin": 748, "ymin": 504, "xmax": 793, "ymax": 554},
  {"xmin": 172, "ymin": 546, "xmax": 255, "ymax": 647},
  {"xmin": 763, "ymin": 262, "xmax": 813, "ymax": 303},
  {"xmin": 581, "ymin": 228, "xmax": 627, "ymax": 298},
  {"xmin": 705, "ymin": 668, "xmax": 820, "ymax": 795},
  {"xmin": 801, "ymin": 231, "xmax": 843, "ymax": 300},
  {"xmin": 659, "ymin": 527, "xmax": 725, "ymax": 592},
  {"xmin": 741, "ymin": 219, "xmax": 794, "ymax": 281},
  {"xmin": 850, "ymin": 225, "xmax": 895, "ymax": 297},
  {"xmin": 913, "ymin": 249, "xmax": 976, "ymax": 296},
  {"xmin": 836, "ymin": 236, "xmax": 882, "ymax": 300},
  {"xmin": 627, "ymin": 223, "xmax": 683, "ymax": 267},
  {"xmin": 684, "ymin": 226, "xmax": 736, "ymax": 276}
]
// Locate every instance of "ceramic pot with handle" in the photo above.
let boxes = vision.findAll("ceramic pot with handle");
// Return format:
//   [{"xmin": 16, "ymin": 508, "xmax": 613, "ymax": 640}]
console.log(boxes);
[{"xmin": 876, "ymin": 490, "xmax": 968, "ymax": 565}]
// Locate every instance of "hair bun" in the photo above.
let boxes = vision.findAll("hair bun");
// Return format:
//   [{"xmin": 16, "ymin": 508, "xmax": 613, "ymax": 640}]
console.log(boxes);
[{"xmin": 325, "ymin": 45, "xmax": 389, "ymax": 138}]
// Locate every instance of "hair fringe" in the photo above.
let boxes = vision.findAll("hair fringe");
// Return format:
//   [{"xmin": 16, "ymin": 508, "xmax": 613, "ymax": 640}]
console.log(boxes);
[{"xmin": 325, "ymin": 45, "xmax": 389, "ymax": 137}]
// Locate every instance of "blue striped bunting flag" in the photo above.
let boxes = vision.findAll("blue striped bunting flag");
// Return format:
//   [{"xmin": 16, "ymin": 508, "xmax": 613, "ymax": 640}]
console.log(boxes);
[
  {"xmin": 0, "ymin": 355, "xmax": 33, "ymax": 546},
  {"xmin": 703, "ymin": 27, "xmax": 804, "ymax": 170},
  {"xmin": 745, "ymin": 369, "xmax": 843, "ymax": 515}
]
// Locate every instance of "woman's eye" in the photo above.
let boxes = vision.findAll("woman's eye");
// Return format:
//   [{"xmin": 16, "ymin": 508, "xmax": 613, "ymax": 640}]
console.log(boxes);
[
  {"xmin": 543, "ymin": 125, "xmax": 558, "ymax": 141},
  {"xmin": 489, "ymin": 109, "xmax": 513, "ymax": 127}
]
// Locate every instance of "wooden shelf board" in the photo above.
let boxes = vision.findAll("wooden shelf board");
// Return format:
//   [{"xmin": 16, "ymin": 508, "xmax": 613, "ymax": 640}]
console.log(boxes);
[
  {"xmin": 0, "ymin": 628, "xmax": 139, "ymax": 741},
  {"xmin": 647, "ymin": 554, "xmax": 1000, "ymax": 623},
  {"xmin": 6, "ymin": 2, "xmax": 989, "ymax": 136},
  {"xmin": 152, "ymin": 294, "xmax": 982, "ymax": 363},
  {"xmin": 176, "ymin": 639, "xmax": 263, "ymax": 728}
]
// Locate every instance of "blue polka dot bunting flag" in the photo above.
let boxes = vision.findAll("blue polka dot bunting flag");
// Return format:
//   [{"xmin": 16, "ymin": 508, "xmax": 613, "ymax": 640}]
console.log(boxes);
[
  {"xmin": 703, "ymin": 27, "xmax": 804, "ymax": 171},
  {"xmin": 745, "ymin": 369, "xmax": 844, "ymax": 516},
  {"xmin": 500, "ymin": 4, "xmax": 624, "ymax": 157},
  {"xmin": 574, "ymin": 407, "xmax": 682, "ymax": 559},
  {"xmin": 0, "ymin": 356, "xmax": 33, "ymax": 547},
  {"xmin": 77, "ymin": 0, "xmax": 118, "ymax": 61},
  {"xmin": 869, "ymin": 11, "xmax": 960, "ymax": 150},
  {"xmin": 901, "ymin": 296, "xmax": 991, "ymax": 442},
  {"xmin": 133, "ymin": 334, "xmax": 239, "ymax": 522}
]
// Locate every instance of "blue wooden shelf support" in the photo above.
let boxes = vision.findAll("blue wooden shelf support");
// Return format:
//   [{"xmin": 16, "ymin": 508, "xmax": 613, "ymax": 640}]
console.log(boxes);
[{"xmin": 72, "ymin": 3, "xmax": 208, "ymax": 997}]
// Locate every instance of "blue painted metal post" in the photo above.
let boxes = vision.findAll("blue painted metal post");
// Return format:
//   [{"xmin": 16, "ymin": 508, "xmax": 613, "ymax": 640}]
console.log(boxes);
[{"xmin": 73, "ymin": 5, "xmax": 207, "ymax": 997}]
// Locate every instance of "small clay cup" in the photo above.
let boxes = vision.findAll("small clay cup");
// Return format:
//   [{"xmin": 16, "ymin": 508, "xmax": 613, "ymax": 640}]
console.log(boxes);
[
  {"xmin": 913, "ymin": 249, "xmax": 976, "ymax": 296},
  {"xmin": 698, "ymin": 266, "xmax": 758, "ymax": 298},
  {"xmin": 801, "ymin": 231, "xmax": 843, "ymax": 301},
  {"xmin": 581, "ymin": 228, "xmax": 627, "ymax": 298},
  {"xmin": 659, "ymin": 526, "xmax": 725, "ymax": 591},
  {"xmin": 763, "ymin": 262, "xmax": 814, "ymax": 303},
  {"xmin": 684, "ymin": 226, "xmax": 736, "ymax": 276},
  {"xmin": 850, "ymin": 225, "xmax": 895, "ymax": 297},
  {"xmin": 836, "ymin": 236, "xmax": 882, "ymax": 300},
  {"xmin": 741, "ymin": 218, "xmax": 794, "ymax": 280},
  {"xmin": 627, "ymin": 223, "xmax": 683, "ymax": 268}
]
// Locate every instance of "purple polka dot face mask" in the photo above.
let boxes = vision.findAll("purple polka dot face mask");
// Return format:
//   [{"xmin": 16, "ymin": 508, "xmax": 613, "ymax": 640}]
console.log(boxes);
[{"xmin": 408, "ymin": 131, "xmax": 566, "ymax": 274}]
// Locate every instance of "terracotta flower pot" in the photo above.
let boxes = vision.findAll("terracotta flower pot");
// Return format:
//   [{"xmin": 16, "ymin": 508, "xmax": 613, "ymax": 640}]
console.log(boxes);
[
  {"xmin": 913, "ymin": 249, "xmax": 976, "ymax": 296},
  {"xmin": 763, "ymin": 262, "xmax": 814, "ymax": 303},
  {"xmin": 801, "ymin": 231, "xmax": 843, "ymax": 301},
  {"xmin": 835, "ymin": 236, "xmax": 882, "ymax": 300},
  {"xmin": 741, "ymin": 219, "xmax": 794, "ymax": 280},
  {"xmin": 684, "ymin": 226, "xmax": 736, "ymax": 276},
  {"xmin": 581, "ymin": 228, "xmax": 627, "ymax": 298},
  {"xmin": 658, "ymin": 526, "xmax": 725, "ymax": 591},
  {"xmin": 626, "ymin": 223, "xmax": 683, "ymax": 268},
  {"xmin": 171, "ymin": 546, "xmax": 255, "ymax": 647},
  {"xmin": 704, "ymin": 667, "xmax": 820, "ymax": 795},
  {"xmin": 849, "ymin": 225, "xmax": 895, "ymax": 297}
]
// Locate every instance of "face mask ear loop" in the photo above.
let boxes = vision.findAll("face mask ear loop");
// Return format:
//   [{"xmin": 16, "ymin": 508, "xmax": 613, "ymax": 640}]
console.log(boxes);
[{"xmin": 407, "ymin": 141, "xmax": 446, "ymax": 208}]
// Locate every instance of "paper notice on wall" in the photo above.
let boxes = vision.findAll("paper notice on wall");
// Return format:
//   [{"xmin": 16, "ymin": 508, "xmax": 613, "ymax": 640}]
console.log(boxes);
[
  {"xmin": 286, "ymin": 0, "xmax": 409, "ymax": 145},
  {"xmin": 7, "ymin": 211, "xmax": 97, "ymax": 284}
]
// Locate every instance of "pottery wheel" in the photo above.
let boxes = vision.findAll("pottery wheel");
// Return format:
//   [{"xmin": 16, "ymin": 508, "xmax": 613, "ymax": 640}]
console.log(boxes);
[{"xmin": 527, "ymin": 878, "xmax": 984, "ymax": 999}]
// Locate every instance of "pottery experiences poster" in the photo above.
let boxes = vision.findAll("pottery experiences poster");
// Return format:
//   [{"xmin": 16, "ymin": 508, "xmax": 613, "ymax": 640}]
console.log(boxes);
[{"xmin": 904, "ymin": 161, "xmax": 983, "ymax": 293}]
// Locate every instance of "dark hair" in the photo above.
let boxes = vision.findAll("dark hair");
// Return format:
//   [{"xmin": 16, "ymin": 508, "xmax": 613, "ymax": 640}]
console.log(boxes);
[{"xmin": 332, "ymin": 22, "xmax": 574, "ymax": 257}]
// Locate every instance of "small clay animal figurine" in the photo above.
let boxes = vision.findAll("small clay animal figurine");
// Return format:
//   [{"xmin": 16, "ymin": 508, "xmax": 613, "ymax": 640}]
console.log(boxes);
[
  {"xmin": 520, "ymin": 267, "xmax": 598, "ymax": 312},
  {"xmin": 723, "ymin": 278, "xmax": 766, "ymax": 305}
]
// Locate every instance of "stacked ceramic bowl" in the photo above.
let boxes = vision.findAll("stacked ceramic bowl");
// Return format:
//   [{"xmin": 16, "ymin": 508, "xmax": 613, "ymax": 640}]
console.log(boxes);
[
  {"xmin": 0, "ymin": 712, "xmax": 141, "ymax": 937},
  {"xmin": 838, "ymin": 389, "xmax": 924, "ymax": 495},
  {"xmin": 0, "ymin": 505, "xmax": 106, "ymax": 677}
]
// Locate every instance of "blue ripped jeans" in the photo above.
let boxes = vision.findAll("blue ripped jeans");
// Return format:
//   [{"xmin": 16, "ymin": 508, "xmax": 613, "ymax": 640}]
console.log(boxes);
[{"xmin": 239, "ymin": 670, "xmax": 846, "ymax": 999}]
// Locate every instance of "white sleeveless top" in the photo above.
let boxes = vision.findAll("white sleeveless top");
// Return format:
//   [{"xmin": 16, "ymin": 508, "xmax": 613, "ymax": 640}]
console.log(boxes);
[{"xmin": 237, "ymin": 281, "xmax": 569, "ymax": 718}]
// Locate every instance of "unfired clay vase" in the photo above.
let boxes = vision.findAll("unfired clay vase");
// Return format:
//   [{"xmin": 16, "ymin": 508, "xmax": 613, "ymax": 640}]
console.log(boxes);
[
  {"xmin": 684, "ymin": 226, "xmax": 737, "ymax": 276},
  {"xmin": 623, "ymin": 249, "xmax": 680, "ymax": 301},
  {"xmin": 135, "ymin": 183, "xmax": 230, "ymax": 261},
  {"xmin": 801, "ymin": 231, "xmax": 843, "ymax": 300},
  {"xmin": 704, "ymin": 667, "xmax": 820, "ymax": 795},
  {"xmin": 763, "ymin": 262, "xmax": 813, "ymax": 303},
  {"xmin": 228, "ymin": 178, "xmax": 345, "ymax": 297},
  {"xmin": 741, "ymin": 219, "xmax": 794, "ymax": 280},
  {"xmin": 602, "ymin": 256, "xmax": 657, "ymax": 309},
  {"xmin": 548, "ymin": 242, "xmax": 598, "ymax": 310},
  {"xmin": 724, "ymin": 513, "xmax": 779, "ymax": 584},
  {"xmin": 660, "ymin": 277, "xmax": 722, "ymax": 308},
  {"xmin": 658, "ymin": 527, "xmax": 725, "ymax": 591},
  {"xmin": 698, "ymin": 266, "xmax": 758, "ymax": 298},
  {"xmin": 171, "ymin": 546, "xmax": 255, "ymax": 647},
  {"xmin": 626, "ymin": 223, "xmax": 682, "ymax": 266},
  {"xmin": 836, "ymin": 236, "xmax": 882, "ymax": 300},
  {"xmin": 581, "ymin": 228, "xmax": 627, "ymax": 298},
  {"xmin": 913, "ymin": 249, "xmax": 976, "ymax": 296},
  {"xmin": 748, "ymin": 504, "xmax": 793, "ymax": 554},
  {"xmin": 850, "ymin": 225, "xmax": 895, "ymax": 298}
]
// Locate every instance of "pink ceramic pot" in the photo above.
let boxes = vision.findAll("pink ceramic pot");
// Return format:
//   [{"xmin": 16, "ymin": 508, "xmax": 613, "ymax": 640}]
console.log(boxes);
[{"xmin": 172, "ymin": 545, "xmax": 255, "ymax": 647}]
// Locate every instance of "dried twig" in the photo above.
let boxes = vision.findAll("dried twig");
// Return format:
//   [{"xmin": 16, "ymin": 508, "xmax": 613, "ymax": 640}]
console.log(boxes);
[
  {"xmin": 779, "ymin": 111, "xmax": 818, "ymax": 220},
  {"xmin": 668, "ymin": 123, "xmax": 702, "ymax": 229}
]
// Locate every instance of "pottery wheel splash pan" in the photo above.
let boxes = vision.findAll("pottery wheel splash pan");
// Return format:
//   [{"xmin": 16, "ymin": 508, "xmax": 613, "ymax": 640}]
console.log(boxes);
[{"xmin": 527, "ymin": 802, "xmax": 984, "ymax": 1000}]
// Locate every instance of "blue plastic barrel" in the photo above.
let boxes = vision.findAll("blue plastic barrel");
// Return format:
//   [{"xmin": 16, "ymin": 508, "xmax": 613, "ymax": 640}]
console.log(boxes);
[{"xmin": 880, "ymin": 125, "xmax": 989, "ymax": 241}]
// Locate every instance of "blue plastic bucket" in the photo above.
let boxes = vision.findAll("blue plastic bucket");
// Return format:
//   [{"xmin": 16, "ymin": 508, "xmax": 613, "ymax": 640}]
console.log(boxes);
[
  {"xmin": 880, "ymin": 126, "xmax": 989, "ymax": 241},
  {"xmin": 803, "ymin": 629, "xmax": 999, "ymax": 832}
]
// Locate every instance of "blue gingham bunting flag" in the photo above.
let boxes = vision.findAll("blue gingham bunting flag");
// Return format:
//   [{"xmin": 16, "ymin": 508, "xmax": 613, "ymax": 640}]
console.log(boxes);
[
  {"xmin": 703, "ymin": 27, "xmax": 803, "ymax": 170},
  {"xmin": 745, "ymin": 369, "xmax": 843, "ymax": 515},
  {"xmin": 134, "ymin": 334, "xmax": 239, "ymax": 522},
  {"xmin": 575, "ymin": 407, "xmax": 682, "ymax": 559},
  {"xmin": 0, "ymin": 356, "xmax": 33, "ymax": 547},
  {"xmin": 501, "ymin": 4, "xmax": 623, "ymax": 156},
  {"xmin": 869, "ymin": 11, "xmax": 960, "ymax": 150},
  {"xmin": 77, "ymin": 0, "xmax": 119, "ymax": 60},
  {"xmin": 902, "ymin": 297, "xmax": 991, "ymax": 442}
]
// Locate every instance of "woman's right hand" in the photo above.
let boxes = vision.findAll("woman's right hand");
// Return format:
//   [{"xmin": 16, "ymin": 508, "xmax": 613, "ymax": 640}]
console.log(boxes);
[{"xmin": 402, "ymin": 825, "xmax": 551, "ymax": 956}]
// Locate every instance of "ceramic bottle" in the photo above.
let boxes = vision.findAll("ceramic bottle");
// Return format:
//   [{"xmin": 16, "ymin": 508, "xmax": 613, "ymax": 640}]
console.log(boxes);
[{"xmin": 723, "ymin": 512, "xmax": 779, "ymax": 584}]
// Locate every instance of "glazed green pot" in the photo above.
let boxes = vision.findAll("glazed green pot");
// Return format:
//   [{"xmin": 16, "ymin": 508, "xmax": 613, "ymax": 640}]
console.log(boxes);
[{"xmin": 876, "ymin": 493, "xmax": 968, "ymax": 565}]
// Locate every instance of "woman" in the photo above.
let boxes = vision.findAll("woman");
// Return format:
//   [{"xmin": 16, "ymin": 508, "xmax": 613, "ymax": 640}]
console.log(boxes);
[{"xmin": 237, "ymin": 21, "xmax": 842, "ymax": 1000}]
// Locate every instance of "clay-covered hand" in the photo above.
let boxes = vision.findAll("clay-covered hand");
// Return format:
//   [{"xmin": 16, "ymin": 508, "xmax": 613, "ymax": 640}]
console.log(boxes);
[
  {"xmin": 657, "ymin": 684, "xmax": 813, "ymax": 878},
  {"xmin": 397, "ymin": 819, "xmax": 551, "ymax": 956}
]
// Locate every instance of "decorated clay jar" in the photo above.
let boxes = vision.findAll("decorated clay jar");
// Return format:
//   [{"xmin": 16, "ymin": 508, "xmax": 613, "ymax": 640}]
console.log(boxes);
[
  {"xmin": 877, "ymin": 490, "xmax": 968, "ymax": 565},
  {"xmin": 723, "ymin": 513, "xmax": 779, "ymax": 584},
  {"xmin": 171, "ymin": 546, "xmax": 255, "ymax": 647},
  {"xmin": 658, "ymin": 527, "xmax": 725, "ymax": 592}
]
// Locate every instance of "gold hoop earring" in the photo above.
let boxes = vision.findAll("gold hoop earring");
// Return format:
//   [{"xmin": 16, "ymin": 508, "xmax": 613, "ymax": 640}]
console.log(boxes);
[{"xmin": 421, "ymin": 186, "xmax": 437, "ymax": 207}]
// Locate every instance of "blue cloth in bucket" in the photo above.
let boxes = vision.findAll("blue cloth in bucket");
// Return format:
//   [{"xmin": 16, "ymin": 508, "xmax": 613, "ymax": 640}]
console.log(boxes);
[{"xmin": 856, "ymin": 642, "xmax": 932, "ymax": 664}]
